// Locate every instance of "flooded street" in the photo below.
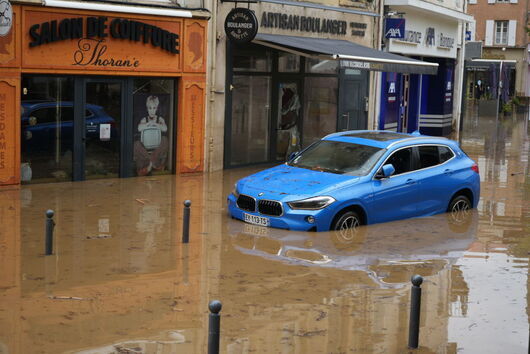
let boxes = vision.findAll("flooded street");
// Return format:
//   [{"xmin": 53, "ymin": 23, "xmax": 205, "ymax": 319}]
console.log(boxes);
[{"xmin": 0, "ymin": 109, "xmax": 528, "ymax": 353}]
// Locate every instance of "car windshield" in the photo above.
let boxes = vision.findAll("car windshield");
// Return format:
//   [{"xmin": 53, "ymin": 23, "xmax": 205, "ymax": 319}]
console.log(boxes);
[{"xmin": 287, "ymin": 140, "xmax": 386, "ymax": 175}]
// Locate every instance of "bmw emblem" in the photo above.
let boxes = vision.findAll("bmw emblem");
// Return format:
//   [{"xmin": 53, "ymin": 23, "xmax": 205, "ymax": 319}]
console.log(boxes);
[{"xmin": 258, "ymin": 192, "xmax": 264, "ymax": 196}]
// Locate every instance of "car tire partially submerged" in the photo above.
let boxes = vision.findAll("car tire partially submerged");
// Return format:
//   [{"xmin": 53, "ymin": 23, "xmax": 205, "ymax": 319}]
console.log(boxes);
[
  {"xmin": 448, "ymin": 195, "xmax": 471, "ymax": 213},
  {"xmin": 332, "ymin": 210, "xmax": 362, "ymax": 232}
]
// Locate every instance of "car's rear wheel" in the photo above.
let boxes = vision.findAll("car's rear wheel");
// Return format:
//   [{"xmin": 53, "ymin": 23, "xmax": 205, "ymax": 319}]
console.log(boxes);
[
  {"xmin": 448, "ymin": 195, "xmax": 471, "ymax": 213},
  {"xmin": 331, "ymin": 211, "xmax": 362, "ymax": 233}
]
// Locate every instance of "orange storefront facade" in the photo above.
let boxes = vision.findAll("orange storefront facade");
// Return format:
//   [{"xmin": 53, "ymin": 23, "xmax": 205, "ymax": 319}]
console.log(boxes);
[{"xmin": 0, "ymin": 4, "xmax": 208, "ymax": 185}]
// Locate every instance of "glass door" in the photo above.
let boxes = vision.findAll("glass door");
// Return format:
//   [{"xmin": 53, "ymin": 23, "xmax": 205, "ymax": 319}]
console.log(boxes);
[
  {"xmin": 275, "ymin": 81, "xmax": 301, "ymax": 161},
  {"xmin": 84, "ymin": 80, "xmax": 123, "ymax": 180}
]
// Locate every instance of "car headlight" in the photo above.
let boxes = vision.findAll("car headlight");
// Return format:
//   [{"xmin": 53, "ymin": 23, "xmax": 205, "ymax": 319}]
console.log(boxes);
[
  {"xmin": 287, "ymin": 196, "xmax": 336, "ymax": 210},
  {"xmin": 232, "ymin": 183, "xmax": 240, "ymax": 198}
]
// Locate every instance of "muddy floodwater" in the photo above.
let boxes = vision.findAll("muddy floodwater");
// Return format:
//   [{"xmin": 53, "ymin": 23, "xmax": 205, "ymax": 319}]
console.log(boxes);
[{"xmin": 0, "ymin": 110, "xmax": 529, "ymax": 353}]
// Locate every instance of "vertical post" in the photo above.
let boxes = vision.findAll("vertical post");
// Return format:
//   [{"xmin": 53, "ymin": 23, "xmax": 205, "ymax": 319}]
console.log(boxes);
[
  {"xmin": 182, "ymin": 200, "xmax": 191, "ymax": 243},
  {"xmin": 45, "ymin": 209, "xmax": 55, "ymax": 255},
  {"xmin": 408, "ymin": 274, "xmax": 423, "ymax": 349},
  {"xmin": 208, "ymin": 300, "xmax": 222, "ymax": 354}
]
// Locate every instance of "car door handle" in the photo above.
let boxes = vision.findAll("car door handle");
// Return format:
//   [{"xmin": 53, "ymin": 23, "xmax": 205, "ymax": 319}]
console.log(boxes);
[
  {"xmin": 444, "ymin": 169, "xmax": 453, "ymax": 175},
  {"xmin": 406, "ymin": 179, "xmax": 416, "ymax": 185}
]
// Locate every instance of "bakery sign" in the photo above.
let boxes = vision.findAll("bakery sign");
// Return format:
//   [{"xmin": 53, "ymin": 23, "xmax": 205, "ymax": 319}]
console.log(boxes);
[{"xmin": 224, "ymin": 8, "xmax": 258, "ymax": 43}]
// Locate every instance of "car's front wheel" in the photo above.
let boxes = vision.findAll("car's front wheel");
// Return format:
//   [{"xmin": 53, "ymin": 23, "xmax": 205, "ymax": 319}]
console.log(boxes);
[
  {"xmin": 448, "ymin": 195, "xmax": 471, "ymax": 213},
  {"xmin": 331, "ymin": 210, "xmax": 362, "ymax": 232}
]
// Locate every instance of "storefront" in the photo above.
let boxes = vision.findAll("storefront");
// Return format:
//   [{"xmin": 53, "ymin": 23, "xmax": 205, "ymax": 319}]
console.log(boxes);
[
  {"xmin": 215, "ymin": 1, "xmax": 437, "ymax": 169},
  {"xmin": 379, "ymin": 2, "xmax": 472, "ymax": 136},
  {"xmin": 0, "ymin": 4, "xmax": 208, "ymax": 185}
]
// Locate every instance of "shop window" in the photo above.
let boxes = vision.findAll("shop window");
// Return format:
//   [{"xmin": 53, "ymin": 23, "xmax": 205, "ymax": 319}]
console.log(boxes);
[
  {"xmin": 230, "ymin": 76, "xmax": 271, "ymax": 165},
  {"xmin": 233, "ymin": 44, "xmax": 272, "ymax": 72},
  {"xmin": 132, "ymin": 79, "xmax": 176, "ymax": 177},
  {"xmin": 278, "ymin": 52, "xmax": 300, "ymax": 72},
  {"xmin": 302, "ymin": 77, "xmax": 338, "ymax": 147},
  {"xmin": 305, "ymin": 58, "xmax": 339, "ymax": 74},
  {"xmin": 21, "ymin": 76, "xmax": 74, "ymax": 184}
]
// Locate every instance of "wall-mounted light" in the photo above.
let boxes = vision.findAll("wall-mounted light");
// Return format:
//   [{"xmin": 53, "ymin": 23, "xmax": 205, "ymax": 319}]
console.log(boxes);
[{"xmin": 43, "ymin": 0, "xmax": 193, "ymax": 18}]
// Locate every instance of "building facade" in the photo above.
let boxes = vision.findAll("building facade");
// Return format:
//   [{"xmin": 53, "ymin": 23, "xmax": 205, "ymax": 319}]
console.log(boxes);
[
  {"xmin": 466, "ymin": 0, "xmax": 529, "ymax": 98},
  {"xmin": 210, "ymin": 0, "xmax": 378, "ymax": 170},
  {"xmin": 379, "ymin": 0, "xmax": 473, "ymax": 135},
  {"xmin": 0, "ymin": 1, "xmax": 208, "ymax": 186},
  {"xmin": 208, "ymin": 0, "xmax": 437, "ymax": 170}
]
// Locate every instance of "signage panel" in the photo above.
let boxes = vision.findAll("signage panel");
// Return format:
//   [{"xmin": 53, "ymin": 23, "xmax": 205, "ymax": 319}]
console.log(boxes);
[
  {"xmin": 385, "ymin": 18, "xmax": 405, "ymax": 39},
  {"xmin": 22, "ymin": 9, "xmax": 183, "ymax": 72},
  {"xmin": 387, "ymin": 12, "xmax": 458, "ymax": 59},
  {"xmin": 224, "ymin": 8, "xmax": 258, "ymax": 43}
]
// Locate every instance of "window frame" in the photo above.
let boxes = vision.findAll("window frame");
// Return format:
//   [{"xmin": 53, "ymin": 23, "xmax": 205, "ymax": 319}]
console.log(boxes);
[
  {"xmin": 494, "ymin": 20, "xmax": 509, "ymax": 45},
  {"xmin": 373, "ymin": 143, "xmax": 456, "ymax": 179}
]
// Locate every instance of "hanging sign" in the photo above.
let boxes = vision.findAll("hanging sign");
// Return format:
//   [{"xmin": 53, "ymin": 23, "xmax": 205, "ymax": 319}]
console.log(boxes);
[
  {"xmin": 0, "ymin": 0, "xmax": 13, "ymax": 37},
  {"xmin": 224, "ymin": 8, "xmax": 258, "ymax": 43},
  {"xmin": 385, "ymin": 18, "xmax": 405, "ymax": 39}
]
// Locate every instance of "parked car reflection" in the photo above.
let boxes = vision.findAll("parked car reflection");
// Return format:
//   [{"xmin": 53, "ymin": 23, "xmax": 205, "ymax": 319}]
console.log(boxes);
[
  {"xmin": 228, "ymin": 209, "xmax": 478, "ymax": 287},
  {"xmin": 21, "ymin": 100, "xmax": 117, "ymax": 155}
]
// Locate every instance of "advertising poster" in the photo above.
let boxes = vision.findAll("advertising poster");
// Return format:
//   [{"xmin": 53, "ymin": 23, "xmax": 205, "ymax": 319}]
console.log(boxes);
[{"xmin": 132, "ymin": 92, "xmax": 171, "ymax": 176}]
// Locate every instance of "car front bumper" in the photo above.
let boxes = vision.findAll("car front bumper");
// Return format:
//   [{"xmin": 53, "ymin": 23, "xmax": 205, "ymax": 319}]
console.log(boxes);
[{"xmin": 227, "ymin": 193, "xmax": 335, "ymax": 232}]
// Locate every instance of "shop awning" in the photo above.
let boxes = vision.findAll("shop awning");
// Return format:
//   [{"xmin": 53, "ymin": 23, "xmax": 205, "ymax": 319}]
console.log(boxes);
[{"xmin": 253, "ymin": 33, "xmax": 439, "ymax": 75}]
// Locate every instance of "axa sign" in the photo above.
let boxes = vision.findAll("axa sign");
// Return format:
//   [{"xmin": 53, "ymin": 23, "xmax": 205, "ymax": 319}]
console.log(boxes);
[{"xmin": 385, "ymin": 18, "xmax": 405, "ymax": 39}]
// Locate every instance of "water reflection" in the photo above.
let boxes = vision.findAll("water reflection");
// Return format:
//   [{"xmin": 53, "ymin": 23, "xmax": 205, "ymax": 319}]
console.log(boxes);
[
  {"xmin": 0, "ymin": 109, "xmax": 528, "ymax": 353},
  {"xmin": 226, "ymin": 211, "xmax": 478, "ymax": 288}
]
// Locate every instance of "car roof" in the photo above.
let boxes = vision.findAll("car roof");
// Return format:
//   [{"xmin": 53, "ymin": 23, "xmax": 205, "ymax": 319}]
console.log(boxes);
[{"xmin": 323, "ymin": 130, "xmax": 449, "ymax": 149}]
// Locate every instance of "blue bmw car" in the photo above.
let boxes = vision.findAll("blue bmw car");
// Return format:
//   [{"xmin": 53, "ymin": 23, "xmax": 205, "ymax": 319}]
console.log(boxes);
[{"xmin": 227, "ymin": 130, "xmax": 480, "ymax": 232}]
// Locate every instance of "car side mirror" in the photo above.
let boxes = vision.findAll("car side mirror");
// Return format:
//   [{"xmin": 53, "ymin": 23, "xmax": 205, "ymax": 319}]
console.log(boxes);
[
  {"xmin": 375, "ymin": 164, "xmax": 395, "ymax": 179},
  {"xmin": 287, "ymin": 152, "xmax": 298, "ymax": 161}
]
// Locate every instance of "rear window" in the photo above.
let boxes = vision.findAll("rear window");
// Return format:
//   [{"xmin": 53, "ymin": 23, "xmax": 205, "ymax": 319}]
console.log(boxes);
[{"xmin": 439, "ymin": 145, "xmax": 454, "ymax": 162}]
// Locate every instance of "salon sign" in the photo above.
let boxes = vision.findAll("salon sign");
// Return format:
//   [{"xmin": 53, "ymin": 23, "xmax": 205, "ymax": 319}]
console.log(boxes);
[{"xmin": 23, "ymin": 10, "xmax": 183, "ymax": 72}]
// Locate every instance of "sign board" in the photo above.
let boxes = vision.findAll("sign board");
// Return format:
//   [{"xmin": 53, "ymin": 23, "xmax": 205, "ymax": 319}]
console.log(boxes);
[
  {"xmin": 224, "ymin": 8, "xmax": 258, "ymax": 43},
  {"xmin": 0, "ymin": 0, "xmax": 13, "ymax": 37},
  {"xmin": 385, "ymin": 18, "xmax": 405, "ymax": 39}
]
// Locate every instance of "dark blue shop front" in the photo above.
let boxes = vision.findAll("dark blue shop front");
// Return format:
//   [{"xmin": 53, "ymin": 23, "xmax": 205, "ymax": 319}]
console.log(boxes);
[{"xmin": 379, "ymin": 58, "xmax": 455, "ymax": 136}]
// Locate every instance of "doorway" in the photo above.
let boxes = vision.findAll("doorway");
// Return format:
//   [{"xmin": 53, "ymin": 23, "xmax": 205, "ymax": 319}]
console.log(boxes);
[
  {"xmin": 338, "ymin": 69, "xmax": 369, "ymax": 131},
  {"xmin": 399, "ymin": 74, "xmax": 410, "ymax": 132},
  {"xmin": 81, "ymin": 79, "xmax": 124, "ymax": 180},
  {"xmin": 275, "ymin": 80, "xmax": 302, "ymax": 161}
]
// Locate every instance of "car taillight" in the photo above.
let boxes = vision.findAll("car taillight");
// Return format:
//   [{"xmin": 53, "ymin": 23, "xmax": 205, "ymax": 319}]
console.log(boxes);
[{"xmin": 471, "ymin": 163, "xmax": 479, "ymax": 174}]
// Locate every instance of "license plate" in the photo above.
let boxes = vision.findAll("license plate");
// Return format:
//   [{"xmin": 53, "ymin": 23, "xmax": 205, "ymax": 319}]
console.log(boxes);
[{"xmin": 243, "ymin": 213, "xmax": 270, "ymax": 227}]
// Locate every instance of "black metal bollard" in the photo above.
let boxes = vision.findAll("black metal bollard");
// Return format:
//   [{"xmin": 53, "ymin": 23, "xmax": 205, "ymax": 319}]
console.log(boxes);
[
  {"xmin": 408, "ymin": 274, "xmax": 423, "ymax": 349},
  {"xmin": 182, "ymin": 200, "xmax": 191, "ymax": 243},
  {"xmin": 45, "ymin": 209, "xmax": 55, "ymax": 255},
  {"xmin": 208, "ymin": 300, "xmax": 222, "ymax": 354}
]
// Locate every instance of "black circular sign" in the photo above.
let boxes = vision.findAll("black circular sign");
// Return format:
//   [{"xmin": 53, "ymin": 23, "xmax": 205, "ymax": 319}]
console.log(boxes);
[{"xmin": 224, "ymin": 8, "xmax": 258, "ymax": 44}]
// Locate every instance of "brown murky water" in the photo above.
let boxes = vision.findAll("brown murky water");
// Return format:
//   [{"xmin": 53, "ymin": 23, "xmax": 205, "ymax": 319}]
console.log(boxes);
[{"xmin": 0, "ymin": 108, "xmax": 528, "ymax": 353}]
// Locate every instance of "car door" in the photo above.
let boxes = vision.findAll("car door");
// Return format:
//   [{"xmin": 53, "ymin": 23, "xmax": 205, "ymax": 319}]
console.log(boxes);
[
  {"xmin": 369, "ymin": 146, "xmax": 421, "ymax": 223},
  {"xmin": 414, "ymin": 144, "xmax": 457, "ymax": 214}
]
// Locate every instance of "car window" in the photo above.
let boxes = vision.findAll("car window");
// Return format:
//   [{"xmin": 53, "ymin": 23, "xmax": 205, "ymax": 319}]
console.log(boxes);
[
  {"xmin": 386, "ymin": 147, "xmax": 413, "ymax": 175},
  {"xmin": 439, "ymin": 145, "xmax": 454, "ymax": 163},
  {"xmin": 30, "ymin": 107, "xmax": 73, "ymax": 123},
  {"xmin": 289, "ymin": 140, "xmax": 385, "ymax": 176},
  {"xmin": 418, "ymin": 145, "xmax": 440, "ymax": 169}
]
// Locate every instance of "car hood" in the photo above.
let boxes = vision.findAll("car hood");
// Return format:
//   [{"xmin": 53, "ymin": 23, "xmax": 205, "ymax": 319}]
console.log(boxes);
[{"xmin": 238, "ymin": 164, "xmax": 359, "ymax": 198}]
